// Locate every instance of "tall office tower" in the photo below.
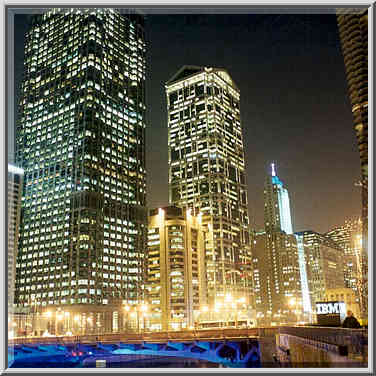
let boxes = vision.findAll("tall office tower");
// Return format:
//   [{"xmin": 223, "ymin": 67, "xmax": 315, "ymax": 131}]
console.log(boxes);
[
  {"xmin": 337, "ymin": 8, "xmax": 368, "ymax": 320},
  {"xmin": 264, "ymin": 163, "xmax": 293, "ymax": 235},
  {"xmin": 326, "ymin": 218, "xmax": 362, "ymax": 296},
  {"xmin": 252, "ymin": 165, "xmax": 302, "ymax": 325},
  {"xmin": 15, "ymin": 9, "xmax": 147, "ymax": 320},
  {"xmin": 295, "ymin": 231, "xmax": 345, "ymax": 311},
  {"xmin": 8, "ymin": 165, "xmax": 24, "ymax": 315},
  {"xmin": 165, "ymin": 66, "xmax": 252, "ymax": 304},
  {"xmin": 147, "ymin": 206, "xmax": 207, "ymax": 331}
]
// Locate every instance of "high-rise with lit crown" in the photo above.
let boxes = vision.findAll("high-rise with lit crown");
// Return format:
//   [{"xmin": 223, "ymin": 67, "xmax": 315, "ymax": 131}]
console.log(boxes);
[
  {"xmin": 165, "ymin": 66, "xmax": 252, "ymax": 303},
  {"xmin": 264, "ymin": 163, "xmax": 293, "ymax": 235},
  {"xmin": 15, "ymin": 8, "xmax": 147, "ymax": 317},
  {"xmin": 254, "ymin": 164, "xmax": 303, "ymax": 325}
]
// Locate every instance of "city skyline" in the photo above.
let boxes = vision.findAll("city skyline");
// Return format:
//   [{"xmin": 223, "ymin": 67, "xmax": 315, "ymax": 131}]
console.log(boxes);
[
  {"xmin": 12, "ymin": 11, "xmax": 362, "ymax": 235},
  {"xmin": 6, "ymin": 7, "xmax": 369, "ymax": 369}
]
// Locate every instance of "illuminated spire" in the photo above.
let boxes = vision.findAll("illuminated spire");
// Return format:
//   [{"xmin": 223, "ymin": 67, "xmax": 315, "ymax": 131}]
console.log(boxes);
[{"xmin": 271, "ymin": 162, "xmax": 276, "ymax": 177}]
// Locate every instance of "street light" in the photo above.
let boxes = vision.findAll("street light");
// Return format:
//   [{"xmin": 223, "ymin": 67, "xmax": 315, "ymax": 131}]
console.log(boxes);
[
  {"xmin": 74, "ymin": 315, "xmax": 80, "ymax": 335},
  {"xmin": 123, "ymin": 305, "xmax": 131, "ymax": 331},
  {"xmin": 56, "ymin": 311, "xmax": 63, "ymax": 335},
  {"xmin": 140, "ymin": 304, "xmax": 148, "ymax": 333}
]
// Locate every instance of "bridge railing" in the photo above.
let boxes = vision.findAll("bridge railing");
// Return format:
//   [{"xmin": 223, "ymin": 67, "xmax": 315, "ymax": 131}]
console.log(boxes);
[
  {"xmin": 9, "ymin": 327, "xmax": 266, "ymax": 346},
  {"xmin": 278, "ymin": 326, "xmax": 368, "ymax": 357}
]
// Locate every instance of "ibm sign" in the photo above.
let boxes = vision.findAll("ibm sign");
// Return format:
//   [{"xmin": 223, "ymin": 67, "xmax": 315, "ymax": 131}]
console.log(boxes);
[{"xmin": 316, "ymin": 301, "xmax": 346, "ymax": 326}]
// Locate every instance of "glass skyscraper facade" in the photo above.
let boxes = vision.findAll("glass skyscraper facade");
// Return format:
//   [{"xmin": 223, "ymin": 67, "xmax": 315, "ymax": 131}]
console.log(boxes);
[
  {"xmin": 15, "ymin": 8, "xmax": 147, "ymax": 311},
  {"xmin": 8, "ymin": 165, "xmax": 24, "ymax": 315},
  {"xmin": 165, "ymin": 66, "xmax": 252, "ymax": 303}
]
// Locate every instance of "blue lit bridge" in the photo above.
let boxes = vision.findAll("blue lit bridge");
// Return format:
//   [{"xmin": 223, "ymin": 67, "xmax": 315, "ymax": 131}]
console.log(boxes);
[{"xmin": 8, "ymin": 327, "xmax": 368, "ymax": 368}]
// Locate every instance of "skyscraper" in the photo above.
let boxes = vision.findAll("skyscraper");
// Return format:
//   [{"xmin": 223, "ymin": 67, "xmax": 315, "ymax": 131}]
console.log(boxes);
[
  {"xmin": 253, "ymin": 165, "xmax": 303, "ymax": 325},
  {"xmin": 8, "ymin": 164, "xmax": 24, "ymax": 315},
  {"xmin": 264, "ymin": 163, "xmax": 293, "ymax": 235},
  {"xmin": 337, "ymin": 8, "xmax": 368, "ymax": 320},
  {"xmin": 15, "ymin": 8, "xmax": 147, "ymax": 320},
  {"xmin": 165, "ymin": 66, "xmax": 252, "ymax": 303}
]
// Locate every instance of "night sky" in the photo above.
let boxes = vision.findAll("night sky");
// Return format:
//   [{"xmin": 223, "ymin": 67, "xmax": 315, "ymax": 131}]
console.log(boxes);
[{"xmin": 12, "ymin": 10, "xmax": 361, "ymax": 234}]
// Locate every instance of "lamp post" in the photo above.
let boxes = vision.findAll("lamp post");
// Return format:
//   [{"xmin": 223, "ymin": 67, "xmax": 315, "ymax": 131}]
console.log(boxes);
[
  {"xmin": 224, "ymin": 294, "xmax": 233, "ymax": 327},
  {"xmin": 56, "ymin": 310, "xmax": 63, "ymax": 335},
  {"xmin": 44, "ymin": 311, "xmax": 52, "ymax": 336},
  {"xmin": 140, "ymin": 304, "xmax": 148, "ymax": 334},
  {"xmin": 74, "ymin": 314, "xmax": 80, "ymax": 335},
  {"xmin": 64, "ymin": 312, "xmax": 70, "ymax": 335},
  {"xmin": 123, "ymin": 304, "xmax": 130, "ymax": 332}
]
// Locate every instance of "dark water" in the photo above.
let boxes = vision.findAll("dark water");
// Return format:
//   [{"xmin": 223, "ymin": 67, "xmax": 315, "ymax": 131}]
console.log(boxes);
[
  {"xmin": 83, "ymin": 356, "xmax": 225, "ymax": 368},
  {"xmin": 12, "ymin": 355, "xmax": 226, "ymax": 368}
]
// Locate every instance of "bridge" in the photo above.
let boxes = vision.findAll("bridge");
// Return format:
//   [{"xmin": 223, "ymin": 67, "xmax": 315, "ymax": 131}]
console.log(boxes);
[
  {"xmin": 8, "ymin": 327, "xmax": 368, "ymax": 368},
  {"xmin": 9, "ymin": 329, "xmax": 262, "ymax": 368}
]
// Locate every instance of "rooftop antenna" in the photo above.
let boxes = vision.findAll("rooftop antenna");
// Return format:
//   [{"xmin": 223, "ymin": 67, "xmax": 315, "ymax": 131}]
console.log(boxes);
[{"xmin": 271, "ymin": 162, "xmax": 276, "ymax": 177}]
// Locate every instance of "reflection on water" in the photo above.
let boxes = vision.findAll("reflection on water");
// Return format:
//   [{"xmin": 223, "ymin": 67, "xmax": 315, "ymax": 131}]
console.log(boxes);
[{"xmin": 83, "ymin": 356, "xmax": 225, "ymax": 368}]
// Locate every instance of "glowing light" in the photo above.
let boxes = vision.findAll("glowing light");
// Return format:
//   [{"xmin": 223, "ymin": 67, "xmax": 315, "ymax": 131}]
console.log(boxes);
[
  {"xmin": 201, "ymin": 305, "xmax": 209, "ymax": 313},
  {"xmin": 271, "ymin": 163, "xmax": 276, "ymax": 177},
  {"xmin": 44, "ymin": 311, "xmax": 52, "ymax": 318},
  {"xmin": 123, "ymin": 305, "xmax": 130, "ymax": 312},
  {"xmin": 64, "ymin": 312, "xmax": 70, "ymax": 317},
  {"xmin": 140, "ymin": 304, "xmax": 148, "ymax": 312},
  {"xmin": 158, "ymin": 208, "xmax": 164, "ymax": 217},
  {"xmin": 215, "ymin": 302, "xmax": 222, "ymax": 309},
  {"xmin": 74, "ymin": 315, "xmax": 80, "ymax": 322},
  {"xmin": 225, "ymin": 293, "xmax": 232, "ymax": 302},
  {"xmin": 8, "ymin": 164, "xmax": 24, "ymax": 175}
]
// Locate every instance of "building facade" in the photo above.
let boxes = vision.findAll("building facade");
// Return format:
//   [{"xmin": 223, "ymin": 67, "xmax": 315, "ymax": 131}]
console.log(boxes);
[
  {"xmin": 337, "ymin": 8, "xmax": 368, "ymax": 320},
  {"xmin": 323, "ymin": 287, "xmax": 361, "ymax": 321},
  {"xmin": 8, "ymin": 165, "xmax": 24, "ymax": 316},
  {"xmin": 252, "ymin": 165, "xmax": 303, "ymax": 326},
  {"xmin": 165, "ymin": 66, "xmax": 252, "ymax": 304},
  {"xmin": 295, "ymin": 231, "xmax": 345, "ymax": 313},
  {"xmin": 15, "ymin": 8, "xmax": 147, "ymax": 319},
  {"xmin": 147, "ymin": 206, "xmax": 207, "ymax": 331},
  {"xmin": 326, "ymin": 218, "xmax": 362, "ymax": 298}
]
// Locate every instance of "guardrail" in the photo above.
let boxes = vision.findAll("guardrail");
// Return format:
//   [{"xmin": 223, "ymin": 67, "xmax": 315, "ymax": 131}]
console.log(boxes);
[
  {"xmin": 278, "ymin": 326, "xmax": 368, "ymax": 360},
  {"xmin": 9, "ymin": 327, "xmax": 268, "ymax": 346}
]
